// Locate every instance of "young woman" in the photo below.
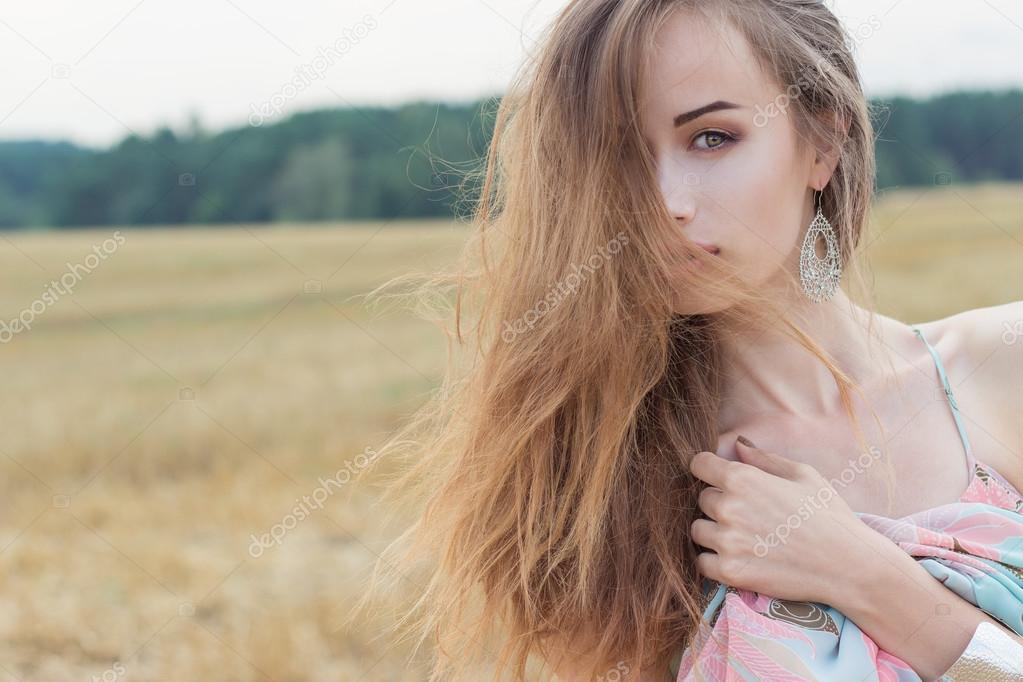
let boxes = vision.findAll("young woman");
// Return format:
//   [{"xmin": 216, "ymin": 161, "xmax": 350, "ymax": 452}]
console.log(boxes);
[{"xmin": 356, "ymin": 1, "xmax": 1023, "ymax": 679}]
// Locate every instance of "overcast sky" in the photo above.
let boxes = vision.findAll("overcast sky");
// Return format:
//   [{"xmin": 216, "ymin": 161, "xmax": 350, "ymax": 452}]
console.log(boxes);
[{"xmin": 1, "ymin": 0, "xmax": 1021, "ymax": 147}]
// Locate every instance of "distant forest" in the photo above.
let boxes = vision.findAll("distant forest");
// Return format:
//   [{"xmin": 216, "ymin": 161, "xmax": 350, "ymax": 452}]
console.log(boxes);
[{"xmin": 2, "ymin": 89, "xmax": 1021, "ymax": 230}]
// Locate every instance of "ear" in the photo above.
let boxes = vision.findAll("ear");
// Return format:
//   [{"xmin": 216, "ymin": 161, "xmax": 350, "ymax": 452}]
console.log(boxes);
[{"xmin": 808, "ymin": 109, "xmax": 847, "ymax": 191}]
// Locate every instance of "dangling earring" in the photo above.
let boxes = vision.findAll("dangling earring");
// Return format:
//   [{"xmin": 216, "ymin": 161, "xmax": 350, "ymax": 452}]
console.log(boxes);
[{"xmin": 799, "ymin": 189, "xmax": 842, "ymax": 303}]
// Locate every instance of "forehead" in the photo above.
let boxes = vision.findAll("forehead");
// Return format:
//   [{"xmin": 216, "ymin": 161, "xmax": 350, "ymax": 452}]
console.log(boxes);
[{"xmin": 640, "ymin": 10, "xmax": 775, "ymax": 119}]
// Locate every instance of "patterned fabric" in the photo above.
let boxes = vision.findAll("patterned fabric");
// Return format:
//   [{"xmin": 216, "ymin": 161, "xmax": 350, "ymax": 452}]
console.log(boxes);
[
  {"xmin": 673, "ymin": 462, "xmax": 1023, "ymax": 681},
  {"xmin": 672, "ymin": 326, "xmax": 1023, "ymax": 680}
]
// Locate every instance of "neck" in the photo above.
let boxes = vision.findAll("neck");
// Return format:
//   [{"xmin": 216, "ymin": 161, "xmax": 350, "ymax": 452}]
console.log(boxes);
[{"xmin": 717, "ymin": 288, "xmax": 908, "ymax": 427}]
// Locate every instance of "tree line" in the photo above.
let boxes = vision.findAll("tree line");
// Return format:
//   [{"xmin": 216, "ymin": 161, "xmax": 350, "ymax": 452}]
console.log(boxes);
[{"xmin": 1, "ymin": 89, "xmax": 1021, "ymax": 229}]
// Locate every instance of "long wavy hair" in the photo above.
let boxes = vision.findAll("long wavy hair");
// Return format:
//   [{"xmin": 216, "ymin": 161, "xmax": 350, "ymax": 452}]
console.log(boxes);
[{"xmin": 351, "ymin": 0, "xmax": 890, "ymax": 678}]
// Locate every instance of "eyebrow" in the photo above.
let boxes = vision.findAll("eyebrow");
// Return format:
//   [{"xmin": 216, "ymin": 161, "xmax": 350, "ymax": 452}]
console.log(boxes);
[{"xmin": 673, "ymin": 100, "xmax": 744, "ymax": 127}]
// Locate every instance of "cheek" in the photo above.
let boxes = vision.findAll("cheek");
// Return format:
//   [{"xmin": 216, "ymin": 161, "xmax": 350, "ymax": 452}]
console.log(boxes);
[{"xmin": 706, "ymin": 137, "xmax": 807, "ymax": 274}]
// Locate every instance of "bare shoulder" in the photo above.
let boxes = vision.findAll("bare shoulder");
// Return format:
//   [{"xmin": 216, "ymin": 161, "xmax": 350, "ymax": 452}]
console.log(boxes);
[
  {"xmin": 930, "ymin": 300, "xmax": 1023, "ymax": 393},
  {"xmin": 920, "ymin": 301, "xmax": 1023, "ymax": 490}
]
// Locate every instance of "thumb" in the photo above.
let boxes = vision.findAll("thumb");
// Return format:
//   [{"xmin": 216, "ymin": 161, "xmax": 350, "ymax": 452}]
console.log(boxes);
[{"xmin": 735, "ymin": 436, "xmax": 799, "ymax": 479}]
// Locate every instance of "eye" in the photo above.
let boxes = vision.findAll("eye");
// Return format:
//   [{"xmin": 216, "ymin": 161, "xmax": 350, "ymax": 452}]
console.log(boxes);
[{"xmin": 690, "ymin": 129, "xmax": 737, "ymax": 152}]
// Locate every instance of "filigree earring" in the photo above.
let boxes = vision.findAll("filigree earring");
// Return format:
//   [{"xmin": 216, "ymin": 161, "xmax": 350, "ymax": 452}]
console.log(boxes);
[{"xmin": 799, "ymin": 190, "xmax": 841, "ymax": 303}]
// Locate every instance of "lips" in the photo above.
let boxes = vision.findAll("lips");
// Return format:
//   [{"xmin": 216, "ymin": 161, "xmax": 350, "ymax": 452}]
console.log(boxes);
[{"xmin": 686, "ymin": 241, "xmax": 720, "ymax": 261}]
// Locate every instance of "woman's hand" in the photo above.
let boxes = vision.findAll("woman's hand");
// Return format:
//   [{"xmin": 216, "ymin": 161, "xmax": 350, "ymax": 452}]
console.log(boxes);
[{"xmin": 688, "ymin": 435, "xmax": 885, "ymax": 605}]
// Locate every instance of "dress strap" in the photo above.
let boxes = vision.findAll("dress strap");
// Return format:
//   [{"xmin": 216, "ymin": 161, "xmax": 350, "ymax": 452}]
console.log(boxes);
[{"xmin": 911, "ymin": 326, "xmax": 976, "ymax": 474}]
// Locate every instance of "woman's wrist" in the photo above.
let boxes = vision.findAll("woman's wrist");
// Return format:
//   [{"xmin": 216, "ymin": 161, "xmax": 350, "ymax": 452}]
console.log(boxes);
[
  {"xmin": 822, "ymin": 519, "xmax": 904, "ymax": 612},
  {"xmin": 825, "ymin": 524, "xmax": 1013, "ymax": 680}
]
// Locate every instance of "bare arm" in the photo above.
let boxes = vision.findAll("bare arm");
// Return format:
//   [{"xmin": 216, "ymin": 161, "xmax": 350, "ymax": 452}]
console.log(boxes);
[
  {"xmin": 826, "ymin": 306, "xmax": 1023, "ymax": 679},
  {"xmin": 832, "ymin": 525, "xmax": 1023, "ymax": 681}
]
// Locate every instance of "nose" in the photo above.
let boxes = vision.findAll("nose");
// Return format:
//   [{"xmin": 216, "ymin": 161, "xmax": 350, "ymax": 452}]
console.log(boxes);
[
  {"xmin": 670, "ymin": 190, "xmax": 697, "ymax": 227},
  {"xmin": 658, "ymin": 165, "xmax": 698, "ymax": 225}
]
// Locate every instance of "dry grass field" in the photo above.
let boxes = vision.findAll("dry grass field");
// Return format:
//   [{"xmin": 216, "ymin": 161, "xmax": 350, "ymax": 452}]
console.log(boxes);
[{"xmin": 0, "ymin": 182, "xmax": 1020, "ymax": 680}]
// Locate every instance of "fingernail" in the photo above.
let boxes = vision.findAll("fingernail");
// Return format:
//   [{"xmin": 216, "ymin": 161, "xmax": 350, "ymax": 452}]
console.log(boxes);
[{"xmin": 736, "ymin": 435, "xmax": 756, "ymax": 448}]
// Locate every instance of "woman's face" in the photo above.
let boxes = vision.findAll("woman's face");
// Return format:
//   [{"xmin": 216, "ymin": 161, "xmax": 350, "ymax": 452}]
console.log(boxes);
[{"xmin": 638, "ymin": 11, "xmax": 832, "ymax": 310}]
